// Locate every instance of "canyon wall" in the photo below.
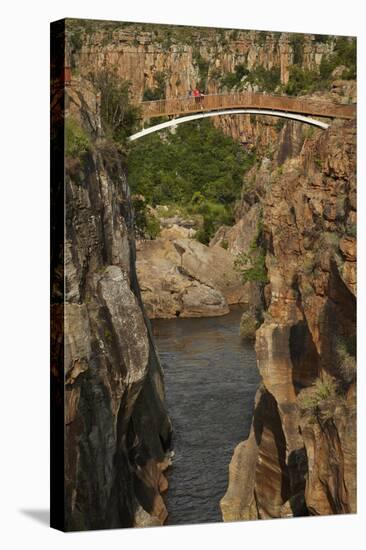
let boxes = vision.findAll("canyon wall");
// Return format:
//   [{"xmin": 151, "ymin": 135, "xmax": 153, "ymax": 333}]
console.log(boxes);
[
  {"xmin": 52, "ymin": 79, "xmax": 172, "ymax": 530},
  {"xmin": 54, "ymin": 21, "xmax": 357, "ymax": 527},
  {"xmin": 69, "ymin": 25, "xmax": 336, "ymax": 98},
  {"xmin": 65, "ymin": 21, "xmax": 355, "ymax": 153},
  {"xmin": 221, "ymin": 118, "xmax": 356, "ymax": 520}
]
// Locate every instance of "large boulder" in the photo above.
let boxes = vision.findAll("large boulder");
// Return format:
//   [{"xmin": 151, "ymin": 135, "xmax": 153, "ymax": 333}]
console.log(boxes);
[
  {"xmin": 210, "ymin": 203, "xmax": 261, "ymax": 257},
  {"xmin": 136, "ymin": 236, "xmax": 248, "ymax": 318}
]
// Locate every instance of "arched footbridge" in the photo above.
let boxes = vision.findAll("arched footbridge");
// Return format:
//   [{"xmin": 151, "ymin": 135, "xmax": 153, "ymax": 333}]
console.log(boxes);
[{"xmin": 129, "ymin": 92, "xmax": 356, "ymax": 141}]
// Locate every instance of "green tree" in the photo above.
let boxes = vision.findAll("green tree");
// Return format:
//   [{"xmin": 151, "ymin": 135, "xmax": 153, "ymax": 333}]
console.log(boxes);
[
  {"xmin": 127, "ymin": 119, "xmax": 255, "ymax": 242},
  {"xmin": 65, "ymin": 116, "xmax": 91, "ymax": 158},
  {"xmin": 91, "ymin": 68, "xmax": 141, "ymax": 143},
  {"xmin": 143, "ymin": 71, "xmax": 167, "ymax": 101}
]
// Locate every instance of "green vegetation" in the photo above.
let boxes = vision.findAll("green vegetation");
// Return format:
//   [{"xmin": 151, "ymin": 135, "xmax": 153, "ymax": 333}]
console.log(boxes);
[
  {"xmin": 234, "ymin": 248, "xmax": 267, "ymax": 283},
  {"xmin": 314, "ymin": 34, "xmax": 329, "ymax": 44},
  {"xmin": 314, "ymin": 157, "xmax": 322, "ymax": 169},
  {"xmin": 247, "ymin": 66, "xmax": 281, "ymax": 92},
  {"xmin": 220, "ymin": 65, "xmax": 280, "ymax": 93},
  {"xmin": 104, "ymin": 327, "xmax": 113, "ymax": 344},
  {"xmin": 69, "ymin": 28, "xmax": 83, "ymax": 55},
  {"xmin": 346, "ymin": 223, "xmax": 357, "ymax": 237},
  {"xmin": 321, "ymin": 231, "xmax": 339, "ymax": 248},
  {"xmin": 128, "ymin": 119, "xmax": 255, "ymax": 243},
  {"xmin": 303, "ymin": 125, "xmax": 315, "ymax": 139},
  {"xmin": 194, "ymin": 201, "xmax": 234, "ymax": 244},
  {"xmin": 336, "ymin": 335, "xmax": 356, "ymax": 383},
  {"xmin": 91, "ymin": 68, "xmax": 141, "ymax": 144},
  {"xmin": 131, "ymin": 196, "xmax": 160, "ymax": 239},
  {"xmin": 143, "ymin": 71, "xmax": 167, "ymax": 101},
  {"xmin": 192, "ymin": 48, "xmax": 210, "ymax": 90},
  {"xmin": 285, "ymin": 66, "xmax": 320, "ymax": 95},
  {"xmin": 234, "ymin": 212, "xmax": 268, "ymax": 283},
  {"xmin": 220, "ymin": 63, "xmax": 249, "ymax": 89},
  {"xmin": 256, "ymin": 31, "xmax": 268, "ymax": 46},
  {"xmin": 65, "ymin": 116, "xmax": 91, "ymax": 158},
  {"xmin": 210, "ymin": 67, "xmax": 223, "ymax": 81},
  {"xmin": 223, "ymin": 35, "xmax": 355, "ymax": 95},
  {"xmin": 298, "ymin": 374, "xmax": 341, "ymax": 420},
  {"xmin": 302, "ymin": 253, "xmax": 316, "ymax": 275},
  {"xmin": 285, "ymin": 36, "xmax": 356, "ymax": 95},
  {"xmin": 320, "ymin": 37, "xmax": 356, "ymax": 80},
  {"xmin": 290, "ymin": 34, "xmax": 305, "ymax": 65}
]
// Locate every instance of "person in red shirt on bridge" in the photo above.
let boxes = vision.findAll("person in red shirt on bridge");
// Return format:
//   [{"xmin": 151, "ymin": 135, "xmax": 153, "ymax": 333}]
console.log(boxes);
[{"xmin": 193, "ymin": 87, "xmax": 200, "ymax": 105}]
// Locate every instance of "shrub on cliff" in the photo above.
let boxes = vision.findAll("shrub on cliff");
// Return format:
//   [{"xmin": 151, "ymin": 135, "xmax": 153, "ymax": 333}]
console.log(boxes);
[
  {"xmin": 193, "ymin": 201, "xmax": 234, "ymax": 244},
  {"xmin": 65, "ymin": 116, "xmax": 91, "ymax": 158},
  {"xmin": 143, "ymin": 71, "xmax": 167, "ymax": 101},
  {"xmin": 320, "ymin": 37, "xmax": 356, "ymax": 81},
  {"xmin": 290, "ymin": 34, "xmax": 305, "ymax": 65},
  {"xmin": 246, "ymin": 66, "xmax": 281, "ymax": 93},
  {"xmin": 234, "ymin": 212, "xmax": 268, "ymax": 284},
  {"xmin": 220, "ymin": 63, "xmax": 249, "ymax": 89},
  {"xmin": 192, "ymin": 49, "xmax": 210, "ymax": 90},
  {"xmin": 234, "ymin": 249, "xmax": 267, "ymax": 283},
  {"xmin": 285, "ymin": 66, "xmax": 319, "ymax": 95},
  {"xmin": 220, "ymin": 65, "xmax": 280, "ymax": 93},
  {"xmin": 298, "ymin": 373, "xmax": 344, "ymax": 421},
  {"xmin": 131, "ymin": 196, "xmax": 160, "ymax": 239},
  {"xmin": 91, "ymin": 68, "xmax": 141, "ymax": 144},
  {"xmin": 335, "ymin": 335, "xmax": 356, "ymax": 384}
]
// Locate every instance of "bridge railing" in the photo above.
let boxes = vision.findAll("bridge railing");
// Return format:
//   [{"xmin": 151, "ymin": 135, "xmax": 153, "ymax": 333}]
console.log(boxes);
[{"xmin": 139, "ymin": 91, "xmax": 356, "ymax": 120}]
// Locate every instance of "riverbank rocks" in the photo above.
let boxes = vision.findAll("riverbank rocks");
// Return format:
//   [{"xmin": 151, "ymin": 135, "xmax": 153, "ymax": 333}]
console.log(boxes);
[
  {"xmin": 239, "ymin": 310, "xmax": 258, "ymax": 341},
  {"xmin": 136, "ymin": 236, "xmax": 248, "ymax": 318}
]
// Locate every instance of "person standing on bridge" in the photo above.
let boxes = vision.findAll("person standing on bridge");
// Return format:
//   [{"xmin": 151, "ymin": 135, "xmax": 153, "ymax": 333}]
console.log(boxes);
[
  {"xmin": 200, "ymin": 89, "xmax": 205, "ymax": 109},
  {"xmin": 193, "ymin": 87, "xmax": 200, "ymax": 105}
]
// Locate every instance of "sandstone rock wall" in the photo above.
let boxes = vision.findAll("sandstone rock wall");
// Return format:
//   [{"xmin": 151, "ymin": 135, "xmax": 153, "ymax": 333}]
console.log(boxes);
[
  {"xmin": 70, "ymin": 26, "xmax": 334, "ymax": 99},
  {"xmin": 221, "ymin": 119, "xmax": 356, "ymax": 520},
  {"xmin": 136, "ymin": 236, "xmax": 248, "ymax": 318},
  {"xmin": 66, "ymin": 22, "xmax": 354, "ymax": 153},
  {"xmin": 52, "ymin": 81, "xmax": 172, "ymax": 530}
]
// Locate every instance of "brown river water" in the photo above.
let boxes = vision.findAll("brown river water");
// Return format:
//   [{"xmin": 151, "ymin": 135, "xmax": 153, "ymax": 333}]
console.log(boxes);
[{"xmin": 151, "ymin": 305, "xmax": 260, "ymax": 526}]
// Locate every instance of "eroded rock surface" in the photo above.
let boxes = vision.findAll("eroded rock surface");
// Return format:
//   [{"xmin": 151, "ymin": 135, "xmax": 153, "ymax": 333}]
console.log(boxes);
[
  {"xmin": 52, "ymin": 81, "xmax": 172, "ymax": 531},
  {"xmin": 221, "ymin": 119, "xmax": 356, "ymax": 521},
  {"xmin": 67, "ymin": 23, "xmax": 355, "ymax": 154},
  {"xmin": 136, "ymin": 236, "xmax": 249, "ymax": 318}
]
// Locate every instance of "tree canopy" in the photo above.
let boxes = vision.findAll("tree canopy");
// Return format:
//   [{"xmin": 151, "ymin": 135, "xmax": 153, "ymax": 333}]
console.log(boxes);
[{"xmin": 127, "ymin": 119, "xmax": 255, "ymax": 242}]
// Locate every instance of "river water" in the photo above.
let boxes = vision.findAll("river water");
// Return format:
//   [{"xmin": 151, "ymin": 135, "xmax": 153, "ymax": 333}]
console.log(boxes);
[{"xmin": 151, "ymin": 305, "xmax": 260, "ymax": 526}]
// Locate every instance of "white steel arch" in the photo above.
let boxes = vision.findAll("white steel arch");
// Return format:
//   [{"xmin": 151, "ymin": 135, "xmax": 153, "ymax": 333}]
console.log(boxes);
[{"xmin": 128, "ymin": 109, "xmax": 329, "ymax": 141}]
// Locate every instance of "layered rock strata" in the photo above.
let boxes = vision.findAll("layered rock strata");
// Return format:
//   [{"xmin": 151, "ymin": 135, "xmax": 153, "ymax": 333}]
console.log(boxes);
[
  {"xmin": 221, "ymin": 119, "xmax": 356, "ymax": 520},
  {"xmin": 52, "ymin": 80, "xmax": 172, "ymax": 530},
  {"xmin": 66, "ymin": 22, "xmax": 355, "ymax": 153}
]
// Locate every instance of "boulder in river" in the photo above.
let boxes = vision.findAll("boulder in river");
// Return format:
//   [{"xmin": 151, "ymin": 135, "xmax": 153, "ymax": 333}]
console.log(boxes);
[{"xmin": 136, "ymin": 236, "xmax": 248, "ymax": 318}]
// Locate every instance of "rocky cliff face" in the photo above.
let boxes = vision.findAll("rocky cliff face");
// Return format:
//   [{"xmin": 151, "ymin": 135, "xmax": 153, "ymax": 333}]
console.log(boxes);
[
  {"xmin": 136, "ymin": 235, "xmax": 248, "ymax": 319},
  {"xmin": 66, "ymin": 22, "xmax": 355, "ymax": 153},
  {"xmin": 53, "ymin": 80, "xmax": 172, "ymax": 530},
  {"xmin": 70, "ymin": 25, "xmax": 334, "ymax": 98},
  {"xmin": 221, "ymin": 118, "xmax": 356, "ymax": 520}
]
